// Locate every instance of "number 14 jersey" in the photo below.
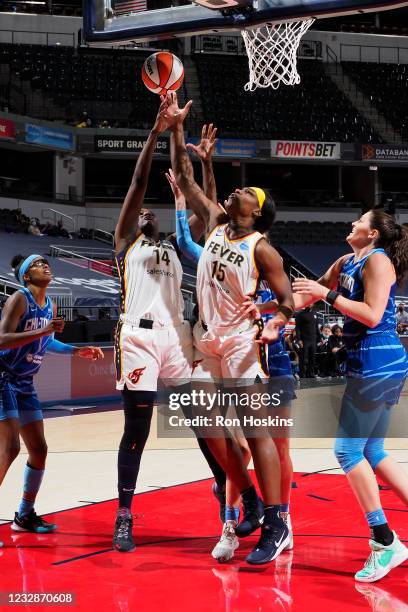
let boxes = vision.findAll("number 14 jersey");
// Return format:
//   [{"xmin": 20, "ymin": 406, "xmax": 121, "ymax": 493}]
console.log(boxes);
[
  {"xmin": 196, "ymin": 224, "xmax": 263, "ymax": 330},
  {"xmin": 116, "ymin": 234, "xmax": 184, "ymax": 323}
]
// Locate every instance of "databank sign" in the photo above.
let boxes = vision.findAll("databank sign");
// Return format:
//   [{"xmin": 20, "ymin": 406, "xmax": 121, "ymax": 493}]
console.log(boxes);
[
  {"xmin": 270, "ymin": 140, "xmax": 341, "ymax": 160},
  {"xmin": 360, "ymin": 144, "xmax": 408, "ymax": 162}
]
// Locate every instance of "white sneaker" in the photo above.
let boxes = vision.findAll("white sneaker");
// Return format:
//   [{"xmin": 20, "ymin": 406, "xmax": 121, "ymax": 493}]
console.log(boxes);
[
  {"xmin": 282, "ymin": 513, "xmax": 293, "ymax": 551},
  {"xmin": 355, "ymin": 532, "xmax": 408, "ymax": 583},
  {"xmin": 212, "ymin": 522, "xmax": 239, "ymax": 563}
]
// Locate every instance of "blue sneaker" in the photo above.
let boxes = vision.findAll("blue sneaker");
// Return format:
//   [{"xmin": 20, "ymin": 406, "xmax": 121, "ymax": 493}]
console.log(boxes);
[
  {"xmin": 11, "ymin": 510, "xmax": 57, "ymax": 534},
  {"xmin": 235, "ymin": 496, "xmax": 264, "ymax": 538},
  {"xmin": 246, "ymin": 523, "xmax": 290, "ymax": 565}
]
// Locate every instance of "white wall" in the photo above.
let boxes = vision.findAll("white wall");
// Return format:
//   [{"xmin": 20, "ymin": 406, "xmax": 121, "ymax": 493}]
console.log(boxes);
[{"xmin": 0, "ymin": 13, "xmax": 81, "ymax": 46}]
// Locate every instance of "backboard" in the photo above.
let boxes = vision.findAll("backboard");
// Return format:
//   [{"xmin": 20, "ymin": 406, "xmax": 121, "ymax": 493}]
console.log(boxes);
[{"xmin": 83, "ymin": 0, "xmax": 408, "ymax": 46}]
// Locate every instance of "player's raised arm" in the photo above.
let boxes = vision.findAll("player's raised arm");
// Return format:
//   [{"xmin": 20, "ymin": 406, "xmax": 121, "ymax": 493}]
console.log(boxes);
[
  {"xmin": 186, "ymin": 123, "xmax": 218, "ymax": 205},
  {"xmin": 114, "ymin": 96, "xmax": 172, "ymax": 253},
  {"xmin": 167, "ymin": 94, "xmax": 224, "ymax": 231}
]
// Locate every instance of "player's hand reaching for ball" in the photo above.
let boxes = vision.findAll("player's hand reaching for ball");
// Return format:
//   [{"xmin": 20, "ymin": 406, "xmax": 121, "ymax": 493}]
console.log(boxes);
[
  {"xmin": 74, "ymin": 346, "xmax": 104, "ymax": 361},
  {"xmin": 165, "ymin": 168, "xmax": 186, "ymax": 211},
  {"xmin": 159, "ymin": 92, "xmax": 193, "ymax": 129},
  {"xmin": 186, "ymin": 123, "xmax": 217, "ymax": 162}
]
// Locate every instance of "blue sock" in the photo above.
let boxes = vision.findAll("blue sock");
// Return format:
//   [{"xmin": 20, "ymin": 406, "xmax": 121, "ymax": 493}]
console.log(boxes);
[
  {"xmin": 280, "ymin": 503, "xmax": 290, "ymax": 514},
  {"xmin": 18, "ymin": 463, "xmax": 45, "ymax": 518},
  {"xmin": 225, "ymin": 506, "xmax": 240, "ymax": 522},
  {"xmin": 366, "ymin": 509, "xmax": 387, "ymax": 527}
]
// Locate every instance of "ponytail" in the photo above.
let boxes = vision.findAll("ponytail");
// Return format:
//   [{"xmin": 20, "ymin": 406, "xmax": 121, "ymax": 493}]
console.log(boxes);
[
  {"xmin": 369, "ymin": 210, "xmax": 408, "ymax": 285},
  {"xmin": 388, "ymin": 224, "xmax": 408, "ymax": 286}
]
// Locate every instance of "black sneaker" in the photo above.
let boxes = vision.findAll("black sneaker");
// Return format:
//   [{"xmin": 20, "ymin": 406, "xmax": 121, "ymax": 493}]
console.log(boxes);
[
  {"xmin": 11, "ymin": 510, "xmax": 57, "ymax": 534},
  {"xmin": 212, "ymin": 482, "xmax": 226, "ymax": 524},
  {"xmin": 235, "ymin": 496, "xmax": 264, "ymax": 538},
  {"xmin": 113, "ymin": 512, "xmax": 135, "ymax": 552},
  {"xmin": 246, "ymin": 523, "xmax": 290, "ymax": 565}
]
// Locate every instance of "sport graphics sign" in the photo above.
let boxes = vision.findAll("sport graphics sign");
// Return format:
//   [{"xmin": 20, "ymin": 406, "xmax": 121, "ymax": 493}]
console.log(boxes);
[
  {"xmin": 271, "ymin": 140, "xmax": 340, "ymax": 160},
  {"xmin": 360, "ymin": 144, "xmax": 408, "ymax": 162},
  {"xmin": 95, "ymin": 135, "xmax": 169, "ymax": 153}
]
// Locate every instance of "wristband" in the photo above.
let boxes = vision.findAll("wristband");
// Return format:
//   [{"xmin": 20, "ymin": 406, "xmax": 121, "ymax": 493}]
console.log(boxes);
[
  {"xmin": 326, "ymin": 290, "xmax": 340, "ymax": 306},
  {"xmin": 276, "ymin": 305, "xmax": 294, "ymax": 320}
]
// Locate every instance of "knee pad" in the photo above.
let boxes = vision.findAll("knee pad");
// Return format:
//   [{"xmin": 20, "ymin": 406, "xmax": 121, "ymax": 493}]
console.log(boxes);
[
  {"xmin": 364, "ymin": 438, "xmax": 388, "ymax": 471},
  {"xmin": 334, "ymin": 437, "xmax": 365, "ymax": 474}
]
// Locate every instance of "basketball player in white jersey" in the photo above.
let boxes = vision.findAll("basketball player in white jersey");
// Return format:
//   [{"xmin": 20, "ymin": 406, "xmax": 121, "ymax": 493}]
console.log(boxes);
[
  {"xmin": 113, "ymin": 98, "xmax": 227, "ymax": 553},
  {"xmin": 167, "ymin": 92, "xmax": 295, "ymax": 564}
]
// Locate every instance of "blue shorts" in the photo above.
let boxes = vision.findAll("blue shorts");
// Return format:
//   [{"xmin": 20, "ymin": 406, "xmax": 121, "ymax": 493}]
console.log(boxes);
[
  {"xmin": 268, "ymin": 341, "xmax": 296, "ymax": 404},
  {"xmin": 346, "ymin": 332, "xmax": 407, "ymax": 406},
  {"xmin": 0, "ymin": 373, "xmax": 43, "ymax": 427}
]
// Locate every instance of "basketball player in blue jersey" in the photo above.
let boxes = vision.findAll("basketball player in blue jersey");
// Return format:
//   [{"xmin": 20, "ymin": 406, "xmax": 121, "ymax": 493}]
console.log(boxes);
[
  {"xmin": 168, "ymin": 93, "xmax": 295, "ymax": 565},
  {"xmin": 0, "ymin": 254, "xmax": 103, "ymax": 541},
  {"xmin": 167, "ymin": 169, "xmax": 295, "ymax": 560},
  {"xmin": 260, "ymin": 210, "xmax": 408, "ymax": 581},
  {"xmin": 112, "ymin": 101, "xmax": 231, "ymax": 552}
]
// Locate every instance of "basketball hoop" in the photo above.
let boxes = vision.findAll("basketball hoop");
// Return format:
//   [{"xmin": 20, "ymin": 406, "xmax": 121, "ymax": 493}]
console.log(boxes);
[{"xmin": 241, "ymin": 19, "xmax": 315, "ymax": 91}]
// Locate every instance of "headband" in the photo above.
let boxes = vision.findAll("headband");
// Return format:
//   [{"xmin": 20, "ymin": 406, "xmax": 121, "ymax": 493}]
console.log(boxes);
[
  {"xmin": 250, "ymin": 187, "xmax": 266, "ymax": 210},
  {"xmin": 18, "ymin": 254, "xmax": 43, "ymax": 285}
]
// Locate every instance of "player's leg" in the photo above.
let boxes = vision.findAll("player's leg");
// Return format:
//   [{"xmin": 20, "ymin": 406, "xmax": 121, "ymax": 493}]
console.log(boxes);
[
  {"xmin": 113, "ymin": 325, "xmax": 158, "ymax": 552},
  {"xmin": 335, "ymin": 389, "xmax": 408, "ymax": 582},
  {"xmin": 269, "ymin": 347, "xmax": 296, "ymax": 550},
  {"xmin": 223, "ymin": 331, "xmax": 289, "ymax": 564},
  {"xmin": 15, "ymin": 410, "xmax": 57, "ymax": 533},
  {"xmin": 212, "ymin": 435, "xmax": 251, "ymax": 563},
  {"xmin": 114, "ymin": 386, "xmax": 155, "ymax": 552}
]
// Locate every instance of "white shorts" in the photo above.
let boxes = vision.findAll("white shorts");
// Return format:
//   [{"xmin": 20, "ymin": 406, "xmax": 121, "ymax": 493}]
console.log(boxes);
[
  {"xmin": 115, "ymin": 319, "xmax": 193, "ymax": 392},
  {"xmin": 192, "ymin": 320, "xmax": 269, "ymax": 386}
]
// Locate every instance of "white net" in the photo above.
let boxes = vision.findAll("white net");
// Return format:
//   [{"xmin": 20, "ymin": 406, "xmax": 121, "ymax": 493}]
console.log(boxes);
[{"xmin": 241, "ymin": 19, "xmax": 315, "ymax": 91}]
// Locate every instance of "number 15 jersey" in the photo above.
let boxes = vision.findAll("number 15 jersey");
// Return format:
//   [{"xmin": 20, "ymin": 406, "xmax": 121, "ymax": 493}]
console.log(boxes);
[
  {"xmin": 116, "ymin": 234, "xmax": 184, "ymax": 323},
  {"xmin": 196, "ymin": 224, "xmax": 263, "ymax": 330}
]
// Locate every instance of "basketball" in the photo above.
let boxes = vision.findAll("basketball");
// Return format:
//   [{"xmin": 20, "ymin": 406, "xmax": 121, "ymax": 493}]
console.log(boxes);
[{"xmin": 141, "ymin": 52, "xmax": 184, "ymax": 95}]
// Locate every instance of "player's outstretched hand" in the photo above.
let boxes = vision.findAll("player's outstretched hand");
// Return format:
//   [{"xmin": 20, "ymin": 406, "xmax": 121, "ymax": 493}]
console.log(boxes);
[
  {"xmin": 186, "ymin": 123, "xmax": 217, "ymax": 162},
  {"xmin": 292, "ymin": 278, "xmax": 327, "ymax": 300},
  {"xmin": 240, "ymin": 296, "xmax": 262, "ymax": 320},
  {"xmin": 75, "ymin": 346, "xmax": 105, "ymax": 360},
  {"xmin": 43, "ymin": 317, "xmax": 65, "ymax": 335},
  {"xmin": 165, "ymin": 168, "xmax": 186, "ymax": 210},
  {"xmin": 161, "ymin": 91, "xmax": 193, "ymax": 128}
]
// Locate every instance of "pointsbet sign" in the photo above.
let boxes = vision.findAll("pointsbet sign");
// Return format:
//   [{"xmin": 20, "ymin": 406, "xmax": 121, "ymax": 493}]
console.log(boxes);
[{"xmin": 270, "ymin": 140, "xmax": 341, "ymax": 160}]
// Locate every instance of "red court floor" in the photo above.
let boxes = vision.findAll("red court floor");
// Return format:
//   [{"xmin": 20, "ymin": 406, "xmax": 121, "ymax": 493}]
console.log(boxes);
[{"xmin": 0, "ymin": 473, "xmax": 407, "ymax": 611}]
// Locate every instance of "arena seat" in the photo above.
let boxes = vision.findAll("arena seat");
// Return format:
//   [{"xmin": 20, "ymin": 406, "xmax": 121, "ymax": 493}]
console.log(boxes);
[
  {"xmin": 193, "ymin": 55, "xmax": 381, "ymax": 141},
  {"xmin": 342, "ymin": 61, "xmax": 408, "ymax": 140}
]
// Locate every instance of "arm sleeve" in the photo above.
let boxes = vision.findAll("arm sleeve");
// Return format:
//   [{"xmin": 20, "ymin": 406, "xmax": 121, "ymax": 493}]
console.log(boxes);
[
  {"xmin": 175, "ymin": 210, "xmax": 203, "ymax": 264},
  {"xmin": 47, "ymin": 338, "xmax": 75, "ymax": 354}
]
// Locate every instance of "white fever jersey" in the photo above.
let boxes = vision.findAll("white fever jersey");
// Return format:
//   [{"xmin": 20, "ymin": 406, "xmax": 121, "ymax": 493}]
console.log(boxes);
[
  {"xmin": 197, "ymin": 224, "xmax": 263, "ymax": 329},
  {"xmin": 116, "ymin": 234, "xmax": 184, "ymax": 322}
]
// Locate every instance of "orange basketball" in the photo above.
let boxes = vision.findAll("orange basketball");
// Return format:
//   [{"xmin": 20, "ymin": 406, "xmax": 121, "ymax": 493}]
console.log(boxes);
[{"xmin": 141, "ymin": 52, "xmax": 184, "ymax": 95}]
